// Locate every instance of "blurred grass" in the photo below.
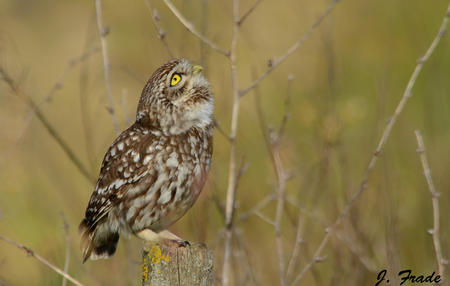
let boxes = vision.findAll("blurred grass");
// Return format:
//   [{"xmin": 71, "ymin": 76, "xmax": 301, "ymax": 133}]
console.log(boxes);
[{"xmin": 1, "ymin": 0, "xmax": 449, "ymax": 285}]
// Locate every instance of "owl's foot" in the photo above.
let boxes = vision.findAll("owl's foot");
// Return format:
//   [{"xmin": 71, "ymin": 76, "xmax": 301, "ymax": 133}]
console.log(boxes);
[
  {"xmin": 137, "ymin": 229, "xmax": 190, "ymax": 248},
  {"xmin": 162, "ymin": 238, "xmax": 190, "ymax": 248},
  {"xmin": 159, "ymin": 230, "xmax": 190, "ymax": 248}
]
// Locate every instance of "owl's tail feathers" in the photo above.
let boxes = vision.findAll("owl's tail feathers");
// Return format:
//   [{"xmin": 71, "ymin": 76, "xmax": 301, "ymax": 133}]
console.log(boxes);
[{"xmin": 79, "ymin": 219, "xmax": 119, "ymax": 263}]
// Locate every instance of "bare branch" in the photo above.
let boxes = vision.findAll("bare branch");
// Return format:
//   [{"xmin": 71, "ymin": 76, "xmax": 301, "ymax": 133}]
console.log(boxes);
[
  {"xmin": 254, "ymin": 75, "xmax": 289, "ymax": 286},
  {"xmin": 120, "ymin": 88, "xmax": 133, "ymax": 126},
  {"xmin": 334, "ymin": 231, "xmax": 378, "ymax": 273},
  {"xmin": 236, "ymin": 154, "xmax": 249, "ymax": 188},
  {"xmin": 144, "ymin": 0, "xmax": 174, "ymax": 58},
  {"xmin": 199, "ymin": 0, "xmax": 210, "ymax": 68},
  {"xmin": 163, "ymin": 0, "xmax": 229, "ymax": 56},
  {"xmin": 234, "ymin": 230, "xmax": 260, "ymax": 286},
  {"xmin": 213, "ymin": 118, "xmax": 233, "ymax": 143},
  {"xmin": 0, "ymin": 66, "xmax": 96, "ymax": 183},
  {"xmin": 254, "ymin": 210, "xmax": 276, "ymax": 227},
  {"xmin": 273, "ymin": 148, "xmax": 288, "ymax": 286},
  {"xmin": 79, "ymin": 23, "xmax": 99, "ymax": 174},
  {"xmin": 286, "ymin": 215, "xmax": 304, "ymax": 280},
  {"xmin": 42, "ymin": 47, "xmax": 100, "ymax": 103},
  {"xmin": 0, "ymin": 234, "xmax": 84, "ymax": 286},
  {"xmin": 237, "ymin": 193, "xmax": 276, "ymax": 222},
  {"xmin": 59, "ymin": 212, "xmax": 71, "ymax": 286},
  {"xmin": 415, "ymin": 130, "xmax": 446, "ymax": 280},
  {"xmin": 240, "ymin": 0, "xmax": 340, "ymax": 97},
  {"xmin": 95, "ymin": 0, "xmax": 120, "ymax": 134},
  {"xmin": 285, "ymin": 196, "xmax": 328, "ymax": 227},
  {"xmin": 222, "ymin": 1, "xmax": 241, "ymax": 284},
  {"xmin": 238, "ymin": 0, "xmax": 263, "ymax": 26},
  {"xmin": 120, "ymin": 66, "xmax": 145, "ymax": 84},
  {"xmin": 278, "ymin": 75, "xmax": 294, "ymax": 137},
  {"xmin": 290, "ymin": 3, "xmax": 450, "ymax": 285}
]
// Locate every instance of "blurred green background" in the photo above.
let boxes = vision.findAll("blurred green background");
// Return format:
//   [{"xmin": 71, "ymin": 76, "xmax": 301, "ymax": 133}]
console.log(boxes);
[{"xmin": 0, "ymin": 0, "xmax": 449, "ymax": 285}]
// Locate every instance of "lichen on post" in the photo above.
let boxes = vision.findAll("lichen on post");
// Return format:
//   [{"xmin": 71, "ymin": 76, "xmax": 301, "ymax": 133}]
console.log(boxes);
[{"xmin": 142, "ymin": 241, "xmax": 213, "ymax": 286}]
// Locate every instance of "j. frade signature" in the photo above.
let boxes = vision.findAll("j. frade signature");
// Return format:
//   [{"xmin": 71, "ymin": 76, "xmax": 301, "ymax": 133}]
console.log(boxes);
[{"xmin": 375, "ymin": 269, "xmax": 441, "ymax": 285}]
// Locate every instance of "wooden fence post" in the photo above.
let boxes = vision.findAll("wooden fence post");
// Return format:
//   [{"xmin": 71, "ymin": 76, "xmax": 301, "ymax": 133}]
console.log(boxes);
[{"xmin": 142, "ymin": 242, "xmax": 213, "ymax": 285}]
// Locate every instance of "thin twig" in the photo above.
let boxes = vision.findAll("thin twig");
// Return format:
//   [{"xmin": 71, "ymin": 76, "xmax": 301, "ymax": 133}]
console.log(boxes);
[
  {"xmin": 120, "ymin": 66, "xmax": 145, "ymax": 84},
  {"xmin": 41, "ymin": 47, "xmax": 100, "ymax": 104},
  {"xmin": 120, "ymin": 88, "xmax": 133, "ymax": 126},
  {"xmin": 333, "ymin": 230, "xmax": 378, "ymax": 273},
  {"xmin": 240, "ymin": 0, "xmax": 340, "ymax": 97},
  {"xmin": 211, "ymin": 191, "xmax": 226, "ymax": 220},
  {"xmin": 278, "ymin": 75, "xmax": 294, "ymax": 137},
  {"xmin": 222, "ymin": 0, "xmax": 241, "ymax": 284},
  {"xmin": 285, "ymin": 196, "xmax": 328, "ymax": 227},
  {"xmin": 236, "ymin": 154, "xmax": 249, "ymax": 189},
  {"xmin": 234, "ymin": 229, "xmax": 259, "ymax": 286},
  {"xmin": 415, "ymin": 130, "xmax": 446, "ymax": 280},
  {"xmin": 238, "ymin": 0, "xmax": 263, "ymax": 26},
  {"xmin": 199, "ymin": 0, "xmax": 209, "ymax": 68},
  {"xmin": 144, "ymin": 0, "xmax": 174, "ymax": 58},
  {"xmin": 254, "ymin": 77, "xmax": 289, "ymax": 286},
  {"xmin": 95, "ymin": 0, "xmax": 120, "ymax": 134},
  {"xmin": 213, "ymin": 118, "xmax": 233, "ymax": 143},
  {"xmin": 163, "ymin": 0, "xmax": 229, "ymax": 56},
  {"xmin": 286, "ymin": 215, "xmax": 305, "ymax": 280},
  {"xmin": 254, "ymin": 210, "xmax": 276, "ymax": 227},
  {"xmin": 290, "ymin": 3, "xmax": 450, "ymax": 285},
  {"xmin": 0, "ymin": 66, "xmax": 96, "ymax": 183},
  {"xmin": 60, "ymin": 212, "xmax": 71, "ymax": 286},
  {"xmin": 237, "ymin": 193, "xmax": 276, "ymax": 222},
  {"xmin": 0, "ymin": 234, "xmax": 84, "ymax": 286},
  {"xmin": 79, "ymin": 19, "xmax": 98, "ymax": 174}
]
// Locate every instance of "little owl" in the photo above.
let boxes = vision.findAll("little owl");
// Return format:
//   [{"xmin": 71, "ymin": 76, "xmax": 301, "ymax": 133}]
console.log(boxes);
[{"xmin": 79, "ymin": 59, "xmax": 213, "ymax": 263}]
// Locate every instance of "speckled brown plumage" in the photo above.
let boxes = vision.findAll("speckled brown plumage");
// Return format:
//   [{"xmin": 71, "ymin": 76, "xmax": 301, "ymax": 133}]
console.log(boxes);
[{"xmin": 79, "ymin": 59, "xmax": 213, "ymax": 262}]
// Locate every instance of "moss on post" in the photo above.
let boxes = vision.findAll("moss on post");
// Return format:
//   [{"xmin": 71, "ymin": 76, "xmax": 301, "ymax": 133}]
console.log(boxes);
[{"xmin": 142, "ymin": 241, "xmax": 213, "ymax": 286}]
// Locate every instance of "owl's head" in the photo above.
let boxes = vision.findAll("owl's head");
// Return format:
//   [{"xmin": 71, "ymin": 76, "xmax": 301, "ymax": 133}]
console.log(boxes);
[{"xmin": 137, "ymin": 59, "xmax": 213, "ymax": 135}]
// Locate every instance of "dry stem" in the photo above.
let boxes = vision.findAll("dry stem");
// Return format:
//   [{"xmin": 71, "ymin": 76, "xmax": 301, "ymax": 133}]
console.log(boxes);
[
  {"xmin": 222, "ymin": 1, "xmax": 241, "ymax": 284},
  {"xmin": 237, "ymin": 193, "xmax": 276, "ymax": 223},
  {"xmin": 286, "ymin": 215, "xmax": 304, "ymax": 280},
  {"xmin": 238, "ymin": 0, "xmax": 263, "ymax": 25},
  {"xmin": 273, "ymin": 142, "xmax": 288, "ymax": 286},
  {"xmin": 253, "ymin": 75, "xmax": 293, "ymax": 286},
  {"xmin": 213, "ymin": 118, "xmax": 233, "ymax": 143},
  {"xmin": 290, "ymin": 3, "xmax": 450, "ymax": 285},
  {"xmin": 240, "ymin": 0, "xmax": 340, "ymax": 97},
  {"xmin": 95, "ymin": 0, "xmax": 120, "ymax": 134},
  {"xmin": 415, "ymin": 130, "xmax": 446, "ymax": 281},
  {"xmin": 42, "ymin": 47, "xmax": 100, "ymax": 103},
  {"xmin": 0, "ymin": 66, "xmax": 96, "ymax": 183},
  {"xmin": 163, "ymin": 0, "xmax": 229, "ymax": 56},
  {"xmin": 234, "ymin": 229, "xmax": 259, "ymax": 286},
  {"xmin": 144, "ymin": 0, "xmax": 174, "ymax": 58},
  {"xmin": 60, "ymin": 212, "xmax": 71, "ymax": 286},
  {"xmin": 0, "ymin": 234, "xmax": 84, "ymax": 286}
]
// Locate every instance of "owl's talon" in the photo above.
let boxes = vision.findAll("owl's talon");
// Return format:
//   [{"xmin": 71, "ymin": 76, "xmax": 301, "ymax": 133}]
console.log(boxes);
[
  {"xmin": 162, "ymin": 239, "xmax": 190, "ymax": 248},
  {"xmin": 179, "ymin": 240, "xmax": 190, "ymax": 247}
]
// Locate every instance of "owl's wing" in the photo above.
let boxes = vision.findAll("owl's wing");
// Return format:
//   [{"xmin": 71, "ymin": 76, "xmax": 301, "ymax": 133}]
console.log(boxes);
[{"xmin": 82, "ymin": 124, "xmax": 156, "ymax": 231}]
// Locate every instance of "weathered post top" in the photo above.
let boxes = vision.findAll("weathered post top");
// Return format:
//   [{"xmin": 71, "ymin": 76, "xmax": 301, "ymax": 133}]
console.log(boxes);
[{"xmin": 142, "ymin": 242, "xmax": 213, "ymax": 286}]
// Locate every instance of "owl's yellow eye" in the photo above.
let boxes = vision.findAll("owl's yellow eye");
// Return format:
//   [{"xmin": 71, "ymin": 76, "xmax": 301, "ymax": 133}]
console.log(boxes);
[{"xmin": 170, "ymin": 73, "xmax": 182, "ymax": 86}]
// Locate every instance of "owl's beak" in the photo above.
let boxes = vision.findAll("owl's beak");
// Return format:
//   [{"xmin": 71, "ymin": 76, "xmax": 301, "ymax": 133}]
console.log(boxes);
[{"xmin": 192, "ymin": 65, "xmax": 203, "ymax": 75}]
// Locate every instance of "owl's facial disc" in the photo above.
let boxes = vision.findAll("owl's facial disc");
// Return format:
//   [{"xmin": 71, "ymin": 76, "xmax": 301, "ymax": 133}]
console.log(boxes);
[
  {"xmin": 167, "ymin": 60, "xmax": 213, "ymax": 133},
  {"xmin": 166, "ymin": 62, "xmax": 208, "ymax": 98},
  {"xmin": 137, "ymin": 59, "xmax": 213, "ymax": 135}
]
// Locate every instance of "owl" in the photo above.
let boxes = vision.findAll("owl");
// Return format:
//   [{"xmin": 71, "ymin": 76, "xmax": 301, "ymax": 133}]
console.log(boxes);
[{"xmin": 79, "ymin": 59, "xmax": 213, "ymax": 263}]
